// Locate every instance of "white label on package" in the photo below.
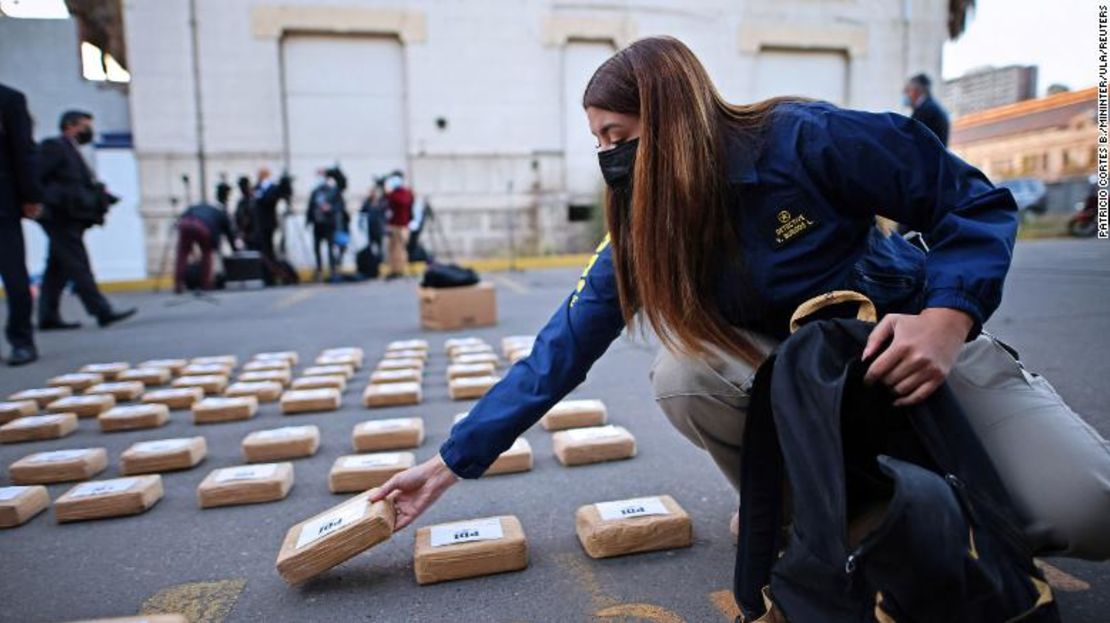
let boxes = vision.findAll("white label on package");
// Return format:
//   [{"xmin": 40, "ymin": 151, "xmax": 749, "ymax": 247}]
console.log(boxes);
[
  {"xmin": 108, "ymin": 405, "xmax": 153, "ymax": 417},
  {"xmin": 0, "ymin": 486, "xmax": 29, "ymax": 501},
  {"xmin": 132, "ymin": 439, "xmax": 192, "ymax": 454},
  {"xmin": 200, "ymin": 398, "xmax": 241, "ymax": 407},
  {"xmin": 595, "ymin": 496, "xmax": 670, "ymax": 521},
  {"xmin": 359, "ymin": 418, "xmax": 410, "ymax": 432},
  {"xmin": 254, "ymin": 426, "xmax": 312, "ymax": 440},
  {"xmin": 216, "ymin": 464, "xmax": 278, "ymax": 483},
  {"xmin": 30, "ymin": 449, "xmax": 90, "ymax": 463},
  {"xmin": 7, "ymin": 415, "xmax": 61, "ymax": 428},
  {"xmin": 429, "ymin": 517, "xmax": 504, "ymax": 547},
  {"xmin": 69, "ymin": 478, "xmax": 137, "ymax": 498},
  {"xmin": 295, "ymin": 500, "xmax": 368, "ymax": 549},
  {"xmin": 288, "ymin": 389, "xmax": 333, "ymax": 400},
  {"xmin": 566, "ymin": 425, "xmax": 622, "ymax": 442},
  {"xmin": 342, "ymin": 453, "xmax": 402, "ymax": 468},
  {"xmin": 373, "ymin": 383, "xmax": 417, "ymax": 395}
]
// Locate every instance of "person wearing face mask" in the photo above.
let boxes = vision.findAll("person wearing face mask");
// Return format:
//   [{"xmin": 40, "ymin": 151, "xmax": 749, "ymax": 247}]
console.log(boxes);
[
  {"xmin": 371, "ymin": 37, "xmax": 1110, "ymax": 562},
  {"xmin": 902, "ymin": 73, "xmax": 949, "ymax": 147},
  {"xmin": 36, "ymin": 110, "xmax": 136, "ymax": 330}
]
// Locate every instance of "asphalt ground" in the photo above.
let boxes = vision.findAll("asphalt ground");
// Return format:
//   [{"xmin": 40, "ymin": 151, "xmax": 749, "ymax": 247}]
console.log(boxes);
[{"xmin": 0, "ymin": 238, "xmax": 1107, "ymax": 623}]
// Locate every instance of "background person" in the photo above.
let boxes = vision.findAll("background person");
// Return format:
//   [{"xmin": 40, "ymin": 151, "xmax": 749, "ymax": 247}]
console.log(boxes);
[
  {"xmin": 173, "ymin": 200, "xmax": 237, "ymax": 293},
  {"xmin": 384, "ymin": 170, "xmax": 413, "ymax": 279},
  {"xmin": 252, "ymin": 167, "xmax": 280, "ymax": 265},
  {"xmin": 36, "ymin": 110, "xmax": 135, "ymax": 330},
  {"xmin": 0, "ymin": 83, "xmax": 41, "ymax": 366},
  {"xmin": 234, "ymin": 175, "xmax": 256, "ymax": 249},
  {"xmin": 305, "ymin": 166, "xmax": 349, "ymax": 282},
  {"xmin": 372, "ymin": 37, "xmax": 1110, "ymax": 562},
  {"xmin": 903, "ymin": 73, "xmax": 950, "ymax": 146}
]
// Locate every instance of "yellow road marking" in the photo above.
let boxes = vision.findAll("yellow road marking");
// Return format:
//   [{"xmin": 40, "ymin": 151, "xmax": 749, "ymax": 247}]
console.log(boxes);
[
  {"xmin": 709, "ymin": 590, "xmax": 742, "ymax": 620},
  {"xmin": 1036, "ymin": 560, "xmax": 1091, "ymax": 592},
  {"xmin": 139, "ymin": 578, "xmax": 247, "ymax": 623},
  {"xmin": 273, "ymin": 288, "xmax": 316, "ymax": 310},
  {"xmin": 594, "ymin": 603, "xmax": 687, "ymax": 622}
]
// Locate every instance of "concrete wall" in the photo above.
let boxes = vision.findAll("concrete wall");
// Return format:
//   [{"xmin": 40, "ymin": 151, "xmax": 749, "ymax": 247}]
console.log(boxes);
[{"xmin": 124, "ymin": 0, "xmax": 950, "ymax": 274}]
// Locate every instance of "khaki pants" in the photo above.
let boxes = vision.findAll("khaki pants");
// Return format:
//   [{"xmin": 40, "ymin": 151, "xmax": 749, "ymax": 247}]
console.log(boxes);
[
  {"xmin": 651, "ymin": 331, "xmax": 1110, "ymax": 560},
  {"xmin": 387, "ymin": 225, "xmax": 409, "ymax": 275}
]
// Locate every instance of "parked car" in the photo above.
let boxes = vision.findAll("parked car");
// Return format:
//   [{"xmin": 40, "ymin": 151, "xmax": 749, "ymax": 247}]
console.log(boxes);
[{"xmin": 996, "ymin": 177, "xmax": 1047, "ymax": 214}]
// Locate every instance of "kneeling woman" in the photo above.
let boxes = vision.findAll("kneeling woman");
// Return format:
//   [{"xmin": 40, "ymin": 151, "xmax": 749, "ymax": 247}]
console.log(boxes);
[{"xmin": 374, "ymin": 37, "xmax": 1110, "ymax": 560}]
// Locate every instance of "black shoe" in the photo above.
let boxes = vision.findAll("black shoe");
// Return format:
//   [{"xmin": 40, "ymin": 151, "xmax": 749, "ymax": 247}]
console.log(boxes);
[
  {"xmin": 39, "ymin": 319, "xmax": 82, "ymax": 331},
  {"xmin": 7, "ymin": 345, "xmax": 38, "ymax": 367},
  {"xmin": 98, "ymin": 308, "xmax": 137, "ymax": 328}
]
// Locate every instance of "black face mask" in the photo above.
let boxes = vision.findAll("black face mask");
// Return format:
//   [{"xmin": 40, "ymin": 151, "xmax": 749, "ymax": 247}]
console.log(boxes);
[
  {"xmin": 598, "ymin": 138, "xmax": 639, "ymax": 189},
  {"xmin": 75, "ymin": 128, "xmax": 94, "ymax": 145}
]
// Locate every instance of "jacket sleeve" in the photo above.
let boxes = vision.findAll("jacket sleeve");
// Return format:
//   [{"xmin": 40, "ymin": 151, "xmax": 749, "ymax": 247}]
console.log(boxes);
[
  {"xmin": 797, "ymin": 106, "xmax": 1017, "ymax": 328},
  {"xmin": 439, "ymin": 237, "xmax": 626, "ymax": 478},
  {"xmin": 37, "ymin": 139, "xmax": 69, "ymax": 209},
  {"xmin": 1, "ymin": 90, "xmax": 42, "ymax": 205}
]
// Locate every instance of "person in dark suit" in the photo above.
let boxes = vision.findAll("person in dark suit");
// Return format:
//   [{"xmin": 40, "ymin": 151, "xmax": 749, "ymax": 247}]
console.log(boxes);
[
  {"xmin": 0, "ymin": 83, "xmax": 41, "ymax": 366},
  {"xmin": 903, "ymin": 73, "xmax": 950, "ymax": 146},
  {"xmin": 37, "ymin": 110, "xmax": 135, "ymax": 329}
]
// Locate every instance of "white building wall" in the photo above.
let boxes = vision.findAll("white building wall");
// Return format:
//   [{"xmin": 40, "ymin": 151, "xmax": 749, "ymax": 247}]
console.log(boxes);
[{"xmin": 124, "ymin": 0, "xmax": 949, "ymax": 274}]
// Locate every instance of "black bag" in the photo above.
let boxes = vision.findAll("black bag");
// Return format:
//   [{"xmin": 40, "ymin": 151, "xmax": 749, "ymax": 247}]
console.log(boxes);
[
  {"xmin": 356, "ymin": 245, "xmax": 381, "ymax": 279},
  {"xmin": 735, "ymin": 319, "xmax": 1058, "ymax": 623},
  {"xmin": 420, "ymin": 262, "xmax": 479, "ymax": 288}
]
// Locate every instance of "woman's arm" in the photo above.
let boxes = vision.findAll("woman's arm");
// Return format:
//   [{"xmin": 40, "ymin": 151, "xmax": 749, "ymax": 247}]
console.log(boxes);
[
  {"xmin": 796, "ymin": 104, "xmax": 1019, "ymax": 404},
  {"xmin": 372, "ymin": 238, "xmax": 626, "ymax": 528}
]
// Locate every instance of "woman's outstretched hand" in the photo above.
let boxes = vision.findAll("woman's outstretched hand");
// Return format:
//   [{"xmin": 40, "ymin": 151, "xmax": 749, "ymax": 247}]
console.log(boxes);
[
  {"xmin": 371, "ymin": 454, "xmax": 460, "ymax": 531},
  {"xmin": 862, "ymin": 308, "xmax": 974, "ymax": 406}
]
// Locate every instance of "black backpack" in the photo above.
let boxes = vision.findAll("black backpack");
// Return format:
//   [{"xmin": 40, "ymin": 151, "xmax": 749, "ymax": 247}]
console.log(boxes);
[
  {"xmin": 421, "ymin": 262, "xmax": 479, "ymax": 289},
  {"xmin": 735, "ymin": 319, "xmax": 1058, "ymax": 623},
  {"xmin": 356, "ymin": 245, "xmax": 381, "ymax": 279}
]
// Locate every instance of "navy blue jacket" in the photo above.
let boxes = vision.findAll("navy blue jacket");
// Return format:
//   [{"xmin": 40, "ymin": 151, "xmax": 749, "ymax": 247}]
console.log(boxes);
[
  {"xmin": 911, "ymin": 95, "xmax": 950, "ymax": 146},
  {"xmin": 440, "ymin": 101, "xmax": 1018, "ymax": 479}
]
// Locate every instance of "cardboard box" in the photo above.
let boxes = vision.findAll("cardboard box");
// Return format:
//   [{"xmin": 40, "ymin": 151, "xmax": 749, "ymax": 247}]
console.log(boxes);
[
  {"xmin": 47, "ymin": 394, "xmax": 116, "ymax": 418},
  {"xmin": 180, "ymin": 362, "xmax": 234, "ymax": 377},
  {"xmin": 239, "ymin": 369, "xmax": 292, "ymax": 386},
  {"xmin": 120, "ymin": 437, "xmax": 207, "ymax": 475},
  {"xmin": 79, "ymin": 362, "xmax": 129, "ymax": 380},
  {"xmin": 280, "ymin": 388, "xmax": 342, "ymax": 414},
  {"xmin": 0, "ymin": 413, "xmax": 78, "ymax": 443},
  {"xmin": 9, "ymin": 448, "xmax": 108, "ymax": 484},
  {"xmin": 419, "ymin": 283, "xmax": 497, "ymax": 331},
  {"xmin": 369, "ymin": 368, "xmax": 422, "ymax": 385},
  {"xmin": 448, "ymin": 376, "xmax": 499, "ymax": 401},
  {"xmin": 575, "ymin": 495, "xmax": 693, "ymax": 558},
  {"xmin": 54, "ymin": 475, "xmax": 163, "ymax": 522},
  {"xmin": 8, "ymin": 386, "xmax": 72, "ymax": 408},
  {"xmin": 303, "ymin": 364, "xmax": 355, "ymax": 379},
  {"xmin": 84, "ymin": 381, "xmax": 145, "ymax": 401},
  {"xmin": 446, "ymin": 363, "xmax": 495, "ymax": 380},
  {"xmin": 321, "ymin": 346, "xmax": 365, "ymax": 359},
  {"xmin": 362, "ymin": 382, "xmax": 422, "ymax": 408},
  {"xmin": 0, "ymin": 400, "xmax": 38, "ymax": 424},
  {"xmin": 485, "ymin": 438, "xmax": 533, "ymax": 476},
  {"xmin": 413, "ymin": 515, "xmax": 528, "ymax": 585},
  {"xmin": 48, "ymin": 373, "xmax": 104, "ymax": 392},
  {"xmin": 171, "ymin": 374, "xmax": 228, "ymax": 395},
  {"xmin": 192, "ymin": 396, "xmax": 258, "ymax": 424},
  {"xmin": 382, "ymin": 349, "xmax": 428, "ymax": 362},
  {"xmin": 315, "ymin": 354, "xmax": 362, "ymax": 370},
  {"xmin": 197, "ymin": 462, "xmax": 293, "ymax": 508},
  {"xmin": 254, "ymin": 350, "xmax": 299, "ymax": 365},
  {"xmin": 451, "ymin": 352, "xmax": 499, "ymax": 367},
  {"xmin": 501, "ymin": 335, "xmax": 534, "ymax": 357},
  {"xmin": 99, "ymin": 404, "xmax": 171, "ymax": 432},
  {"xmin": 138, "ymin": 358, "xmax": 188, "ymax": 374},
  {"xmin": 142, "ymin": 387, "xmax": 205, "ymax": 410},
  {"xmin": 386, "ymin": 339, "xmax": 428, "ymax": 352},
  {"xmin": 243, "ymin": 359, "xmax": 292, "ymax": 373},
  {"xmin": 190, "ymin": 355, "xmax": 238, "ymax": 368},
  {"xmin": 552, "ymin": 425, "xmax": 637, "ymax": 466},
  {"xmin": 540, "ymin": 399, "xmax": 608, "ymax": 431},
  {"xmin": 0, "ymin": 485, "xmax": 50, "ymax": 528},
  {"xmin": 117, "ymin": 367, "xmax": 173, "ymax": 386},
  {"xmin": 328, "ymin": 452, "xmax": 415, "ymax": 493},
  {"xmin": 275, "ymin": 489, "xmax": 395, "ymax": 585},
  {"xmin": 376, "ymin": 358, "xmax": 424, "ymax": 372},
  {"xmin": 291, "ymin": 375, "xmax": 347, "ymax": 391},
  {"xmin": 443, "ymin": 336, "xmax": 486, "ymax": 355},
  {"xmin": 225, "ymin": 381, "xmax": 284, "ymax": 402},
  {"xmin": 352, "ymin": 418, "xmax": 424, "ymax": 451},
  {"xmin": 242, "ymin": 426, "xmax": 320, "ymax": 462}
]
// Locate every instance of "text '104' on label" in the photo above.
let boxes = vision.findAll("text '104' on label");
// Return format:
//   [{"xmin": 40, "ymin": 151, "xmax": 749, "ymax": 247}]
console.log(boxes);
[
  {"xmin": 429, "ymin": 517, "xmax": 504, "ymax": 547},
  {"xmin": 595, "ymin": 496, "xmax": 670, "ymax": 521}
]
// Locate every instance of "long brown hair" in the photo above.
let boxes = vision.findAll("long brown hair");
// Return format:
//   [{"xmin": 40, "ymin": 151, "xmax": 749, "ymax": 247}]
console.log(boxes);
[{"xmin": 583, "ymin": 36, "xmax": 797, "ymax": 365}]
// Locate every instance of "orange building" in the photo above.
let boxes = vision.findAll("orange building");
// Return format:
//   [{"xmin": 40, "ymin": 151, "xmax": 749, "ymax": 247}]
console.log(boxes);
[{"xmin": 950, "ymin": 87, "xmax": 1096, "ymax": 184}]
